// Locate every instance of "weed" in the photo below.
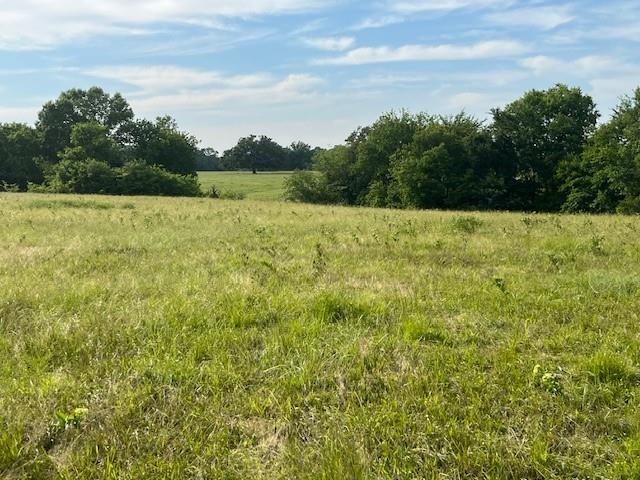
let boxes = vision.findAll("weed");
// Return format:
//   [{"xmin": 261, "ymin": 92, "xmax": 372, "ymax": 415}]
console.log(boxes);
[
  {"xmin": 312, "ymin": 242, "xmax": 327, "ymax": 277},
  {"xmin": 590, "ymin": 234, "xmax": 606, "ymax": 256},
  {"xmin": 452, "ymin": 215, "xmax": 483, "ymax": 234},
  {"xmin": 493, "ymin": 277, "xmax": 508, "ymax": 294},
  {"xmin": 532, "ymin": 365, "xmax": 564, "ymax": 395}
]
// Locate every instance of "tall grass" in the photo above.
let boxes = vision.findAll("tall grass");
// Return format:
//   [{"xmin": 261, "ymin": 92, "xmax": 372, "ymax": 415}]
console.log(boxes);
[{"xmin": 1, "ymin": 193, "xmax": 640, "ymax": 478}]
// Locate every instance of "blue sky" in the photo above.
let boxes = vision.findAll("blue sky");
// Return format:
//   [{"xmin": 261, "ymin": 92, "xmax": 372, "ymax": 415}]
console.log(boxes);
[{"xmin": 0, "ymin": 0, "xmax": 638, "ymax": 150}]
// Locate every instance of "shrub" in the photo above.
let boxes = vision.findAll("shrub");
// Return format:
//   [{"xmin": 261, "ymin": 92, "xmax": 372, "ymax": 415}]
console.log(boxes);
[
  {"xmin": 617, "ymin": 196, "xmax": 640, "ymax": 214},
  {"xmin": 451, "ymin": 215, "xmax": 483, "ymax": 234},
  {"xmin": 219, "ymin": 190, "xmax": 246, "ymax": 200},
  {"xmin": 203, "ymin": 185, "xmax": 220, "ymax": 198},
  {"xmin": 0, "ymin": 182, "xmax": 21, "ymax": 192},
  {"xmin": 38, "ymin": 158, "xmax": 118, "ymax": 194},
  {"xmin": 36, "ymin": 160, "xmax": 202, "ymax": 197},
  {"xmin": 116, "ymin": 162, "xmax": 201, "ymax": 197},
  {"xmin": 284, "ymin": 170, "xmax": 336, "ymax": 204}
]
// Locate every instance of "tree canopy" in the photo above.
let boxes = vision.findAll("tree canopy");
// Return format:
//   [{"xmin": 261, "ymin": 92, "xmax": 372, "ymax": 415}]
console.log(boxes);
[
  {"xmin": 220, "ymin": 136, "xmax": 317, "ymax": 172},
  {"xmin": 286, "ymin": 84, "xmax": 640, "ymax": 214}
]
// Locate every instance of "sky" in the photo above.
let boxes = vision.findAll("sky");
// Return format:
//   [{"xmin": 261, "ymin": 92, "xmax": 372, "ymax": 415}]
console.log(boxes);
[{"xmin": 0, "ymin": 0, "xmax": 638, "ymax": 151}]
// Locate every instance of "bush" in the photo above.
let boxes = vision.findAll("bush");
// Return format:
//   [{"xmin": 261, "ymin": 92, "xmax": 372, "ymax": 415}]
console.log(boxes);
[
  {"xmin": 219, "ymin": 190, "xmax": 246, "ymax": 200},
  {"xmin": 0, "ymin": 182, "xmax": 21, "ymax": 192},
  {"xmin": 284, "ymin": 171, "xmax": 336, "ymax": 204},
  {"xmin": 203, "ymin": 185, "xmax": 220, "ymax": 198},
  {"xmin": 617, "ymin": 196, "xmax": 640, "ymax": 214},
  {"xmin": 38, "ymin": 158, "xmax": 118, "ymax": 194},
  {"xmin": 116, "ymin": 162, "xmax": 201, "ymax": 197},
  {"xmin": 36, "ymin": 160, "xmax": 202, "ymax": 197}
]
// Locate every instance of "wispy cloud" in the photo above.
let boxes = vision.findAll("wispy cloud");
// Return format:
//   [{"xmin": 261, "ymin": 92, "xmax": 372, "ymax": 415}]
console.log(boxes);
[
  {"xmin": 352, "ymin": 0, "xmax": 515, "ymax": 30},
  {"xmin": 0, "ymin": 0, "xmax": 331, "ymax": 50},
  {"xmin": 303, "ymin": 36, "xmax": 355, "ymax": 51},
  {"xmin": 520, "ymin": 55, "xmax": 634, "ymax": 76},
  {"xmin": 485, "ymin": 5, "xmax": 574, "ymax": 30},
  {"xmin": 351, "ymin": 15, "xmax": 405, "ymax": 31},
  {"xmin": 82, "ymin": 65, "xmax": 324, "ymax": 113},
  {"xmin": 315, "ymin": 40, "xmax": 528, "ymax": 65},
  {"xmin": 83, "ymin": 65, "xmax": 274, "ymax": 93},
  {"xmin": 389, "ymin": 0, "xmax": 514, "ymax": 14}
]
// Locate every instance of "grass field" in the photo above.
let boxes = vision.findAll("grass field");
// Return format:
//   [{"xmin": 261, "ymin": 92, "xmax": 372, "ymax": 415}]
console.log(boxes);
[
  {"xmin": 198, "ymin": 171, "xmax": 291, "ymax": 200},
  {"xmin": 2, "ymin": 193, "xmax": 640, "ymax": 478}
]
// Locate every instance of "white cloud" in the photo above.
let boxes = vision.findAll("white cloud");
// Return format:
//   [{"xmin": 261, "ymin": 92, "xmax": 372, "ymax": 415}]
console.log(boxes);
[
  {"xmin": 303, "ymin": 36, "xmax": 355, "ymax": 51},
  {"xmin": 485, "ymin": 5, "xmax": 574, "ymax": 30},
  {"xmin": 389, "ymin": 0, "xmax": 513, "ymax": 14},
  {"xmin": 520, "ymin": 55, "xmax": 633, "ymax": 77},
  {"xmin": 599, "ymin": 23, "xmax": 640, "ymax": 42},
  {"xmin": 81, "ymin": 65, "xmax": 323, "ymax": 112},
  {"xmin": 519, "ymin": 55, "xmax": 564, "ymax": 75},
  {"xmin": 351, "ymin": 15, "xmax": 405, "ymax": 30},
  {"xmin": 0, "ymin": 106, "xmax": 40, "ymax": 124},
  {"xmin": 0, "ymin": 0, "xmax": 330, "ymax": 50},
  {"xmin": 352, "ymin": 0, "xmax": 514, "ymax": 29},
  {"xmin": 315, "ymin": 40, "xmax": 528, "ymax": 65},
  {"xmin": 83, "ymin": 65, "xmax": 273, "ymax": 93}
]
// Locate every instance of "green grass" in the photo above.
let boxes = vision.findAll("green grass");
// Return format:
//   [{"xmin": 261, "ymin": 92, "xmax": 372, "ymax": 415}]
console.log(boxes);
[
  {"xmin": 198, "ymin": 171, "xmax": 292, "ymax": 200},
  {"xmin": 2, "ymin": 192, "xmax": 640, "ymax": 478}
]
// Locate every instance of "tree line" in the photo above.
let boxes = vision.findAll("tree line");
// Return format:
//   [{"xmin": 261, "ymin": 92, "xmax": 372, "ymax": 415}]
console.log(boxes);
[
  {"xmin": 0, "ymin": 87, "xmax": 316, "ymax": 197},
  {"xmin": 2, "ymin": 84, "xmax": 640, "ymax": 212},
  {"xmin": 197, "ymin": 138, "xmax": 319, "ymax": 172},
  {"xmin": 286, "ymin": 84, "xmax": 640, "ymax": 214}
]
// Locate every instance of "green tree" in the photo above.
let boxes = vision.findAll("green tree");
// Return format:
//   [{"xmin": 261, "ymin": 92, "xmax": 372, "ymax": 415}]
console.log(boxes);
[
  {"xmin": 286, "ymin": 142, "xmax": 316, "ymax": 170},
  {"xmin": 67, "ymin": 122, "xmax": 123, "ymax": 166},
  {"xmin": 350, "ymin": 111, "xmax": 422, "ymax": 205},
  {"xmin": 41, "ymin": 157, "xmax": 118, "ymax": 194},
  {"xmin": 559, "ymin": 88, "xmax": 640, "ymax": 213},
  {"xmin": 116, "ymin": 162, "xmax": 202, "ymax": 197},
  {"xmin": 131, "ymin": 116, "xmax": 198, "ymax": 175},
  {"xmin": 492, "ymin": 84, "xmax": 599, "ymax": 211},
  {"xmin": 389, "ymin": 114, "xmax": 506, "ymax": 209},
  {"xmin": 36, "ymin": 87, "xmax": 133, "ymax": 163},
  {"xmin": 0, "ymin": 123, "xmax": 43, "ymax": 190},
  {"xmin": 313, "ymin": 145, "xmax": 358, "ymax": 204},
  {"xmin": 222, "ymin": 135, "xmax": 287, "ymax": 172},
  {"xmin": 284, "ymin": 171, "xmax": 336, "ymax": 204},
  {"xmin": 195, "ymin": 148, "xmax": 221, "ymax": 171}
]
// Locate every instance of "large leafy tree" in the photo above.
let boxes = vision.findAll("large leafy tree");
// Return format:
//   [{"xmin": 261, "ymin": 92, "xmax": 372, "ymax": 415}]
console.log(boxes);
[
  {"xmin": 350, "ymin": 111, "xmax": 422, "ymax": 205},
  {"xmin": 312, "ymin": 145, "xmax": 358, "ymax": 204},
  {"xmin": 222, "ymin": 135, "xmax": 287, "ymax": 172},
  {"xmin": 559, "ymin": 88, "xmax": 640, "ymax": 213},
  {"xmin": 195, "ymin": 148, "xmax": 221, "ymax": 171},
  {"xmin": 36, "ymin": 87, "xmax": 134, "ymax": 163},
  {"xmin": 130, "ymin": 116, "xmax": 199, "ymax": 175},
  {"xmin": 286, "ymin": 141, "xmax": 316, "ymax": 170},
  {"xmin": 492, "ymin": 84, "xmax": 599, "ymax": 211},
  {"xmin": 0, "ymin": 123, "xmax": 43, "ymax": 190},
  {"xmin": 389, "ymin": 114, "xmax": 506, "ymax": 209},
  {"xmin": 65, "ymin": 122, "xmax": 124, "ymax": 167}
]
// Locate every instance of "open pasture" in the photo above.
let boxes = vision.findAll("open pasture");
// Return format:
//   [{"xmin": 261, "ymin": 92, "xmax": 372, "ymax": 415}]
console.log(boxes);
[
  {"xmin": 197, "ymin": 171, "xmax": 291, "ymax": 201},
  {"xmin": 1, "ymin": 193, "xmax": 640, "ymax": 478}
]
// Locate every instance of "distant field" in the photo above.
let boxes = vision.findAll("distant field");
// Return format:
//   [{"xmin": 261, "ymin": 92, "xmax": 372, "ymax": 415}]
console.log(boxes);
[
  {"xmin": 198, "ymin": 171, "xmax": 292, "ymax": 200},
  {"xmin": 2, "ymin": 193, "xmax": 640, "ymax": 478}
]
